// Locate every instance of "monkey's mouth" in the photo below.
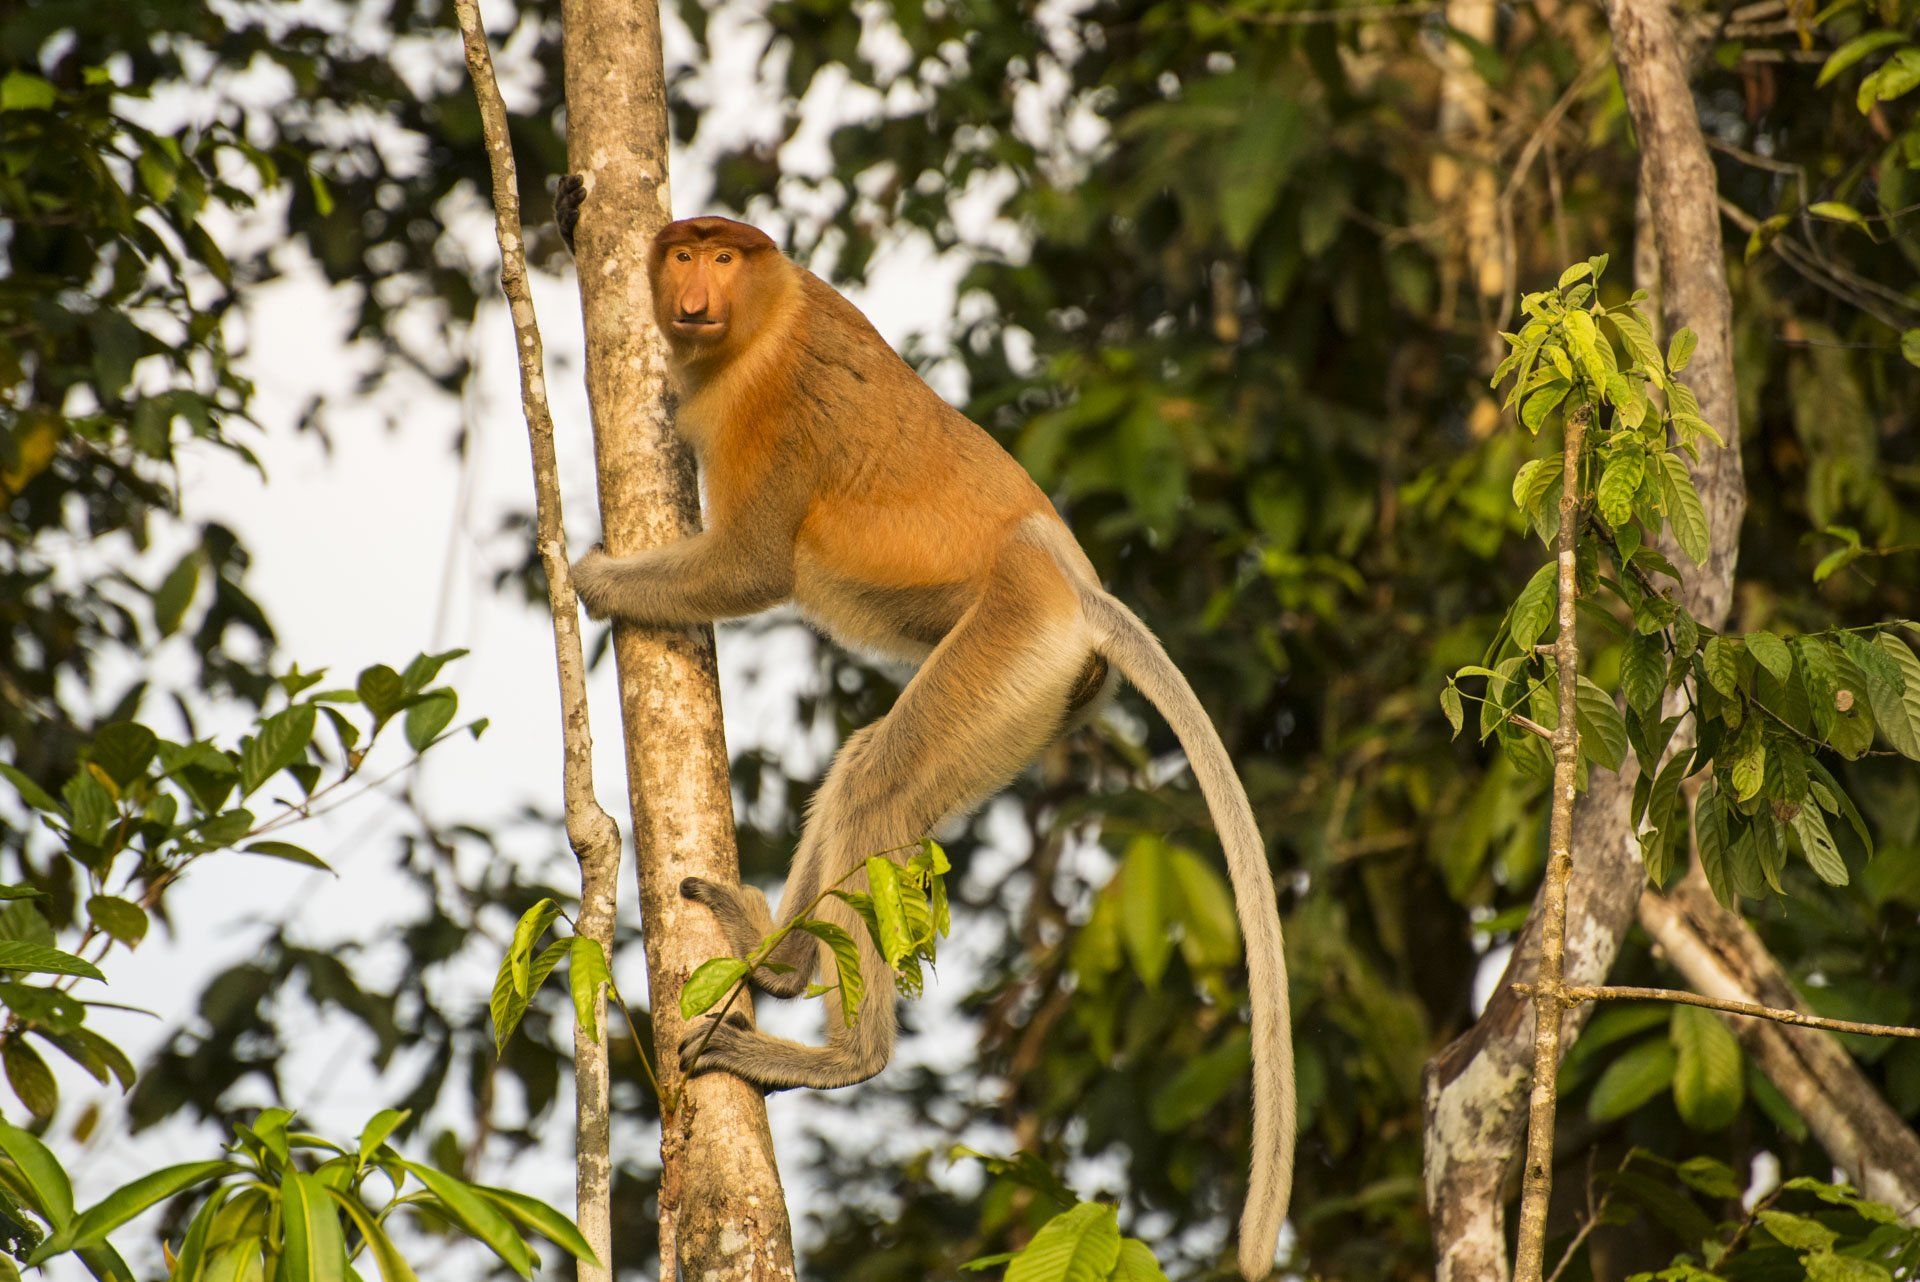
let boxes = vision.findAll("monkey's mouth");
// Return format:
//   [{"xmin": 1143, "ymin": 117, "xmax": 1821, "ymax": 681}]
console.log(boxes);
[{"xmin": 673, "ymin": 317, "xmax": 723, "ymax": 333}]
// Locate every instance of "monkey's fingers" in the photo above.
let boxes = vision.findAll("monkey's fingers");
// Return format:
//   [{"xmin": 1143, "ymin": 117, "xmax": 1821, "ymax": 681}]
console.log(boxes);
[{"xmin": 553, "ymin": 174, "xmax": 585, "ymax": 253}]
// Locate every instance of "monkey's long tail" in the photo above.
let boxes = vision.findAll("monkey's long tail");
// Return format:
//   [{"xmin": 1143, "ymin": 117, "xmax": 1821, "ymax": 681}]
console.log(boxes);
[{"xmin": 1081, "ymin": 589, "xmax": 1294, "ymax": 1282}]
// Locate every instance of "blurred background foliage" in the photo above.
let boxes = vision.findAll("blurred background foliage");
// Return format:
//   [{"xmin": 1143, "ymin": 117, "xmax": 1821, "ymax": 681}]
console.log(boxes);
[{"xmin": 3, "ymin": 0, "xmax": 1920, "ymax": 1277}]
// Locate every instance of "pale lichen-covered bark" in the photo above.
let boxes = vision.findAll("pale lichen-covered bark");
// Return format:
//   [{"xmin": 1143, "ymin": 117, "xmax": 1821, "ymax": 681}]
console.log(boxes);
[
  {"xmin": 1422, "ymin": 1, "xmax": 1744, "ymax": 1273},
  {"xmin": 452, "ymin": 7, "xmax": 623, "ymax": 1277},
  {"xmin": 556, "ymin": 0, "xmax": 796, "ymax": 1277}
]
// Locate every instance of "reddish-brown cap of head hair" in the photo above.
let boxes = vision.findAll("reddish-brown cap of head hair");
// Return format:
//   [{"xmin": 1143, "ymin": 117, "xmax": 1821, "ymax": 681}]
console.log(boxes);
[{"xmin": 652, "ymin": 216, "xmax": 779, "ymax": 257}]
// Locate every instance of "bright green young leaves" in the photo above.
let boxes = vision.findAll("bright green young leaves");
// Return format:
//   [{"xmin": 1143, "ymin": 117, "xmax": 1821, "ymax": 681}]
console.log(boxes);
[
  {"xmin": 9, "ymin": 1109, "xmax": 593, "ymax": 1280},
  {"xmin": 679, "ymin": 840, "xmax": 953, "ymax": 1035},
  {"xmin": 964, "ymin": 1201, "xmax": 1170, "ymax": 1282},
  {"xmin": 489, "ymin": 898, "xmax": 616, "ymax": 1055}
]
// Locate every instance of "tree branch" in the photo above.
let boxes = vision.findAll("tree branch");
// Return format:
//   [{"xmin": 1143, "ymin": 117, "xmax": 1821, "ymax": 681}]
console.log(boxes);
[{"xmin": 453, "ymin": 7, "xmax": 624, "ymax": 1276}]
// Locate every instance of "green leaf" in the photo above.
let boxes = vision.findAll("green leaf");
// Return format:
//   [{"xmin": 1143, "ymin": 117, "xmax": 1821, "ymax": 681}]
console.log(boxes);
[
  {"xmin": 1575, "ymin": 677, "xmax": 1629, "ymax": 773},
  {"xmin": 1005, "ymin": 1202, "xmax": 1122, "ymax": 1282},
  {"xmin": 0, "ymin": 765, "xmax": 61, "ymax": 815},
  {"xmin": 1805, "ymin": 1253, "xmax": 1892, "ymax": 1282},
  {"xmin": 0, "ymin": 1121, "xmax": 72, "ymax": 1231},
  {"xmin": 355, "ymin": 666, "xmax": 406, "ymax": 724},
  {"xmin": 1509, "ymin": 562, "xmax": 1558, "ymax": 652},
  {"xmin": 795, "ymin": 918, "xmax": 864, "ymax": 1027},
  {"xmin": 1666, "ymin": 327, "xmax": 1698, "ymax": 371},
  {"xmin": 0, "ymin": 943, "xmax": 103, "ymax": 982},
  {"xmin": 1670, "ymin": 1005, "xmax": 1743, "ymax": 1130},
  {"xmin": 400, "ymin": 649, "xmax": 467, "ymax": 692},
  {"xmin": 393, "ymin": 1160, "xmax": 532, "ymax": 1277},
  {"xmin": 1808, "ymin": 201, "xmax": 1870, "ymax": 229},
  {"xmin": 87, "ymin": 725, "xmax": 156, "ymax": 789},
  {"xmin": 1703, "ymin": 637, "xmax": 1742, "ymax": 698},
  {"xmin": 1817, "ymin": 30, "xmax": 1909, "ymax": 85},
  {"xmin": 152, "ymin": 551, "xmax": 201, "ymax": 637},
  {"xmin": 1587, "ymin": 1038, "xmax": 1676, "ymax": 1121},
  {"xmin": 357, "ymin": 1110, "xmax": 410, "ymax": 1162},
  {"xmin": 278, "ymin": 1170, "xmax": 347, "ymax": 1282},
  {"xmin": 1757, "ymin": 1209, "xmax": 1838, "ymax": 1251},
  {"xmin": 1597, "ymin": 450, "xmax": 1645, "ymax": 529},
  {"xmin": 238, "ymin": 705, "xmax": 316, "ymax": 797},
  {"xmin": 678, "ymin": 957, "xmax": 748, "ymax": 1021},
  {"xmin": 1440, "ymin": 685, "xmax": 1464, "ymax": 737},
  {"xmin": 403, "ymin": 692, "xmax": 457, "ymax": 753},
  {"xmin": 1791, "ymin": 807, "xmax": 1849, "ymax": 886},
  {"xmin": 1513, "ymin": 453, "xmax": 1563, "ymax": 520},
  {"xmin": 1673, "ymin": 1155, "xmax": 1743, "ymax": 1199},
  {"xmin": 1696, "ymin": 783, "xmax": 1737, "ymax": 908},
  {"xmin": 1744, "ymin": 632, "xmax": 1793, "ymax": 684},
  {"xmin": 85, "ymin": 897, "xmax": 146, "ymax": 948},
  {"xmin": 474, "ymin": 1185, "xmax": 599, "ymax": 1267},
  {"xmin": 1728, "ymin": 731, "xmax": 1766, "ymax": 803},
  {"xmin": 1168, "ymin": 847, "xmax": 1240, "ymax": 969},
  {"xmin": 34, "ymin": 1161, "xmax": 233, "ymax": 1259},
  {"xmin": 864, "ymin": 856, "xmax": 914, "ymax": 968},
  {"xmin": 508, "ymin": 899, "xmax": 559, "ymax": 999},
  {"xmin": 1869, "ymin": 631, "xmax": 1920, "ymax": 759},
  {"xmin": 1118, "ymin": 838, "xmax": 1173, "ymax": 988},
  {"xmin": 1148, "ymin": 1030, "xmax": 1251, "ymax": 1130},
  {"xmin": 1111, "ymin": 1240, "xmax": 1169, "ymax": 1282},
  {"xmin": 322, "ymin": 1189, "xmax": 416, "ymax": 1282},
  {"xmin": 568, "ymin": 936, "xmax": 612, "ymax": 1044},
  {"xmin": 1520, "ymin": 383, "xmax": 1568, "ymax": 434},
  {"xmin": 168, "ymin": 1184, "xmax": 233, "ymax": 1282},
  {"xmin": 1902, "ymin": 329, "xmax": 1920, "ymax": 370},
  {"xmin": 1620, "ymin": 634, "xmax": 1667, "ymax": 714},
  {"xmin": 1557, "ymin": 262, "xmax": 1592, "ymax": 287},
  {"xmin": 0, "ymin": 73, "xmax": 56, "ymax": 111},
  {"xmin": 1659, "ymin": 453, "xmax": 1711, "ymax": 565},
  {"xmin": 241, "ymin": 841, "xmax": 332, "ymax": 871}
]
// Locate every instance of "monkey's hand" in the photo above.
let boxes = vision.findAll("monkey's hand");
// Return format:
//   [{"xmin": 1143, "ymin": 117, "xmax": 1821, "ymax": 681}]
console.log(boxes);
[
  {"xmin": 570, "ymin": 543, "xmax": 615, "ymax": 619},
  {"xmin": 554, "ymin": 174, "xmax": 586, "ymax": 255}
]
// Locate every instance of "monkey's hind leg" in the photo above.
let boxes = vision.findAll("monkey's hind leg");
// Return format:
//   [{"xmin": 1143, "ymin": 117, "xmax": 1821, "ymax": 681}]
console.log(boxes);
[{"xmin": 680, "ymin": 546, "xmax": 1095, "ymax": 1091}]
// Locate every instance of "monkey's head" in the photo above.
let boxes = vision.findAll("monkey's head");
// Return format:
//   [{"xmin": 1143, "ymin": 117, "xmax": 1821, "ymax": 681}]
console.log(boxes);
[{"xmin": 649, "ymin": 217, "xmax": 786, "ymax": 360}]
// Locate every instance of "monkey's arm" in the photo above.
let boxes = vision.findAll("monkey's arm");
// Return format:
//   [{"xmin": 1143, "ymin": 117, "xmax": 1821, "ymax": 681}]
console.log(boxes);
[{"xmin": 571, "ymin": 527, "xmax": 794, "ymax": 626}]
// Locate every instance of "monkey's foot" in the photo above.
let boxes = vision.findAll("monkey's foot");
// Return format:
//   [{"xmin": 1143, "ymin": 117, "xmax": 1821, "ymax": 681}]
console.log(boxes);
[
  {"xmin": 678, "ymin": 1012, "xmax": 769, "ymax": 1085},
  {"xmin": 554, "ymin": 174, "xmax": 586, "ymax": 253}
]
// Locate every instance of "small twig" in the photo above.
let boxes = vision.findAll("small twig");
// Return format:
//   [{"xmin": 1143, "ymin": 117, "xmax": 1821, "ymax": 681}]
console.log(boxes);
[{"xmin": 1553, "ymin": 984, "xmax": 1920, "ymax": 1039}]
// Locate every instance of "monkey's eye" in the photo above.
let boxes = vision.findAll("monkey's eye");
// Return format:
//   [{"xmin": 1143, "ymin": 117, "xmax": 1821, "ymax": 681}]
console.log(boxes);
[
  {"xmin": 715, "ymin": 252, "xmax": 733, "ymax": 264},
  {"xmin": 676, "ymin": 251, "xmax": 692, "ymax": 263}
]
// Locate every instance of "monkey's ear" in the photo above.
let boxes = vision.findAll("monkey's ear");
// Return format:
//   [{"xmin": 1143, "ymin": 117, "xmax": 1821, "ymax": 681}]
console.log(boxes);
[{"xmin": 554, "ymin": 174, "xmax": 586, "ymax": 255}]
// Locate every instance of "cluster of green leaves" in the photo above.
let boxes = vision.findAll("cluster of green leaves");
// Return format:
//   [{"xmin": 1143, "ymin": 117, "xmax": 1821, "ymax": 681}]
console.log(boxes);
[
  {"xmin": 488, "ymin": 900, "xmax": 614, "ymax": 1056},
  {"xmin": 0, "ymin": 1108, "xmax": 591, "ymax": 1281},
  {"xmin": 0, "ymin": 650, "xmax": 478, "ymax": 1121},
  {"xmin": 1450, "ymin": 257, "xmax": 1920, "ymax": 908},
  {"xmin": 1587, "ymin": 1157, "xmax": 1920, "ymax": 1281},
  {"xmin": 681, "ymin": 840, "xmax": 952, "ymax": 1035},
  {"xmin": 1562, "ymin": 1003, "xmax": 1764, "ymax": 1137}
]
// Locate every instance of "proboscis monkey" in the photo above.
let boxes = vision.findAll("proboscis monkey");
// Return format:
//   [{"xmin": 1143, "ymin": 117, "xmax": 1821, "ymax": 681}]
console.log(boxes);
[{"xmin": 560, "ymin": 189, "xmax": 1291, "ymax": 1280}]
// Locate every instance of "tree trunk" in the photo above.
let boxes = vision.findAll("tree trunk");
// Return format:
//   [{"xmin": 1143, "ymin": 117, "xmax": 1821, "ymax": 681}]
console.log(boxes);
[
  {"xmin": 556, "ymin": 2, "xmax": 797, "ymax": 1277},
  {"xmin": 1422, "ymin": 1, "xmax": 1743, "ymax": 1274}
]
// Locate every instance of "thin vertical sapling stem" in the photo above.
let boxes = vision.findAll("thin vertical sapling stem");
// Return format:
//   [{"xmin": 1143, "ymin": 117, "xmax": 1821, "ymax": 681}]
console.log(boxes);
[
  {"xmin": 1512, "ymin": 403, "xmax": 1588, "ymax": 1282},
  {"xmin": 453, "ymin": 6, "xmax": 623, "ymax": 1278}
]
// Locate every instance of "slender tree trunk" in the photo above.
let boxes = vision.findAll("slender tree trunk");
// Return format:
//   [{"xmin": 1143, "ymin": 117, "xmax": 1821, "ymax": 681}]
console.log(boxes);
[
  {"xmin": 452, "ymin": 8, "xmax": 623, "ymax": 1276},
  {"xmin": 1422, "ymin": 3, "xmax": 1744, "ymax": 1274},
  {"xmin": 556, "ymin": 2, "xmax": 797, "ymax": 1277}
]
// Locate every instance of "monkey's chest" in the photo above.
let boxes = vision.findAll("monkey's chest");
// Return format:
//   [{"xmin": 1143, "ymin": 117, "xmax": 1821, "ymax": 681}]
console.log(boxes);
[{"xmin": 791, "ymin": 556, "xmax": 970, "ymax": 663}]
